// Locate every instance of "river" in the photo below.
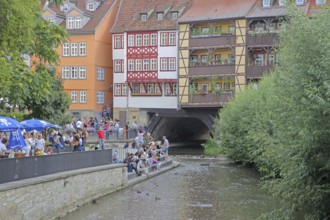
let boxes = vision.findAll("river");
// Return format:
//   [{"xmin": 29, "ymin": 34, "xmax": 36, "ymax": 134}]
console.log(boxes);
[{"xmin": 61, "ymin": 143, "xmax": 280, "ymax": 220}]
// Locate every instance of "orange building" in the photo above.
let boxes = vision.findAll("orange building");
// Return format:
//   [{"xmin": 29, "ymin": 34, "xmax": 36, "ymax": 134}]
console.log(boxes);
[{"xmin": 42, "ymin": 0, "xmax": 119, "ymax": 119}]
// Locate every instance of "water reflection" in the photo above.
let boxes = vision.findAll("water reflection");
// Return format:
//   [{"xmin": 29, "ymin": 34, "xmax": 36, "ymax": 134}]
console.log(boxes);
[{"xmin": 61, "ymin": 156, "xmax": 280, "ymax": 220}]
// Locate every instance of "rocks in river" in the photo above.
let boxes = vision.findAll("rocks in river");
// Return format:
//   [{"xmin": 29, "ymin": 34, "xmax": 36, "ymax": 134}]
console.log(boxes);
[
  {"xmin": 155, "ymin": 196, "xmax": 161, "ymax": 201},
  {"xmin": 200, "ymin": 163, "xmax": 210, "ymax": 166},
  {"xmin": 137, "ymin": 190, "xmax": 142, "ymax": 193}
]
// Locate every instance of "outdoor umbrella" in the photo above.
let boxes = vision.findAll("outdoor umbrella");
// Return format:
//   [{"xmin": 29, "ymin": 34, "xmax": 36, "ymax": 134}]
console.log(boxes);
[
  {"xmin": 20, "ymin": 119, "xmax": 54, "ymax": 131},
  {"xmin": 8, "ymin": 129, "xmax": 26, "ymax": 150},
  {"xmin": 0, "ymin": 116, "xmax": 22, "ymax": 131}
]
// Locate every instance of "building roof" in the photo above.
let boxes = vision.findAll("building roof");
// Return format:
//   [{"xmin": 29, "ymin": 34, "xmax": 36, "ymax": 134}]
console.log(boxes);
[
  {"xmin": 246, "ymin": 0, "xmax": 310, "ymax": 18},
  {"xmin": 178, "ymin": 0, "xmax": 257, "ymax": 23},
  {"xmin": 111, "ymin": 0, "xmax": 193, "ymax": 33},
  {"xmin": 46, "ymin": 0, "xmax": 117, "ymax": 35}
]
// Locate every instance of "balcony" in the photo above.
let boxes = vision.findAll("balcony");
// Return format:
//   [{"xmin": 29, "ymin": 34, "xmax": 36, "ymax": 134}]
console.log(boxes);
[
  {"xmin": 246, "ymin": 65, "xmax": 274, "ymax": 78},
  {"xmin": 189, "ymin": 35, "xmax": 236, "ymax": 48},
  {"xmin": 246, "ymin": 33, "xmax": 279, "ymax": 47},
  {"xmin": 189, "ymin": 64, "xmax": 235, "ymax": 76},
  {"xmin": 180, "ymin": 92, "xmax": 234, "ymax": 108}
]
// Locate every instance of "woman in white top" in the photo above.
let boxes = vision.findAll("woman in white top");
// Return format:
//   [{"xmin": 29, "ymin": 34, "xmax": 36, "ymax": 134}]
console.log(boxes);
[
  {"xmin": 23, "ymin": 133, "xmax": 32, "ymax": 157},
  {"xmin": 35, "ymin": 134, "xmax": 45, "ymax": 153}
]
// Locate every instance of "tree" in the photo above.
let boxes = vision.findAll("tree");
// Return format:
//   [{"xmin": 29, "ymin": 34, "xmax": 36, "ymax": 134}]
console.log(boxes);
[{"xmin": 206, "ymin": 6, "xmax": 330, "ymax": 219}]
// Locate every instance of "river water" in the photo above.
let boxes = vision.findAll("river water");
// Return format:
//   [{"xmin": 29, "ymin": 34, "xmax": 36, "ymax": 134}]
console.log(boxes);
[{"xmin": 61, "ymin": 144, "xmax": 280, "ymax": 220}]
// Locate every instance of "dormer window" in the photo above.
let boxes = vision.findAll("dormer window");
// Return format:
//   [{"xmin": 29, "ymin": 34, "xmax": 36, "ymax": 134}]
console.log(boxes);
[
  {"xmin": 316, "ymin": 0, "xmax": 326, "ymax": 5},
  {"xmin": 157, "ymin": 12, "xmax": 163, "ymax": 21},
  {"xmin": 263, "ymin": 0, "xmax": 271, "ymax": 7},
  {"xmin": 87, "ymin": 3, "xmax": 95, "ymax": 11},
  {"xmin": 279, "ymin": 0, "xmax": 286, "ymax": 6},
  {"xmin": 67, "ymin": 16, "xmax": 81, "ymax": 29},
  {"xmin": 296, "ymin": 0, "xmax": 304, "ymax": 5},
  {"xmin": 61, "ymin": 3, "xmax": 68, "ymax": 12},
  {"xmin": 141, "ymin": 13, "xmax": 147, "ymax": 21},
  {"xmin": 171, "ymin": 11, "xmax": 178, "ymax": 20}
]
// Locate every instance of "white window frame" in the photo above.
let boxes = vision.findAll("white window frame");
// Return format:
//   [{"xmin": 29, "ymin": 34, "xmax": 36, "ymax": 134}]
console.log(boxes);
[
  {"xmin": 151, "ymin": 34, "xmax": 157, "ymax": 46},
  {"xmin": 132, "ymin": 84, "xmax": 139, "ymax": 93},
  {"xmin": 171, "ymin": 11, "xmax": 178, "ymax": 20},
  {"xmin": 128, "ymin": 59, "xmax": 134, "ymax": 71},
  {"xmin": 122, "ymin": 84, "xmax": 127, "ymax": 96},
  {"xmin": 143, "ymin": 59, "xmax": 149, "ymax": 71},
  {"xmin": 128, "ymin": 35, "xmax": 134, "ymax": 47},
  {"xmin": 160, "ymin": 58, "xmax": 167, "ymax": 71},
  {"xmin": 63, "ymin": 43, "xmax": 70, "ymax": 56},
  {"xmin": 202, "ymin": 84, "xmax": 208, "ymax": 92},
  {"xmin": 96, "ymin": 91, "xmax": 104, "ymax": 104},
  {"xmin": 114, "ymin": 84, "xmax": 121, "ymax": 96},
  {"xmin": 254, "ymin": 54, "xmax": 264, "ymax": 66},
  {"xmin": 161, "ymin": 33, "xmax": 167, "ymax": 46},
  {"xmin": 140, "ymin": 84, "xmax": 146, "ymax": 94},
  {"xmin": 169, "ymin": 33, "xmax": 176, "ymax": 46},
  {"xmin": 87, "ymin": 3, "xmax": 95, "ymax": 11},
  {"xmin": 114, "ymin": 60, "xmax": 122, "ymax": 72},
  {"xmin": 136, "ymin": 59, "xmax": 142, "ymax": 71},
  {"xmin": 71, "ymin": 43, "xmax": 78, "ymax": 56},
  {"xmin": 263, "ymin": 0, "xmax": 271, "ymax": 7},
  {"xmin": 143, "ymin": 34, "xmax": 149, "ymax": 46},
  {"xmin": 74, "ymin": 17, "xmax": 81, "ymax": 29},
  {"xmin": 136, "ymin": 35, "xmax": 142, "ymax": 46},
  {"xmin": 155, "ymin": 83, "xmax": 161, "ymax": 94},
  {"xmin": 71, "ymin": 66, "xmax": 78, "ymax": 79},
  {"xmin": 141, "ymin": 13, "xmax": 147, "ymax": 21},
  {"xmin": 71, "ymin": 91, "xmax": 77, "ymax": 103},
  {"xmin": 79, "ymin": 42, "xmax": 86, "ymax": 56},
  {"xmin": 165, "ymin": 83, "xmax": 171, "ymax": 95},
  {"xmin": 97, "ymin": 67, "xmax": 105, "ymax": 80},
  {"xmin": 62, "ymin": 66, "xmax": 70, "ymax": 79},
  {"xmin": 80, "ymin": 91, "xmax": 87, "ymax": 103},
  {"xmin": 114, "ymin": 36, "xmax": 121, "ymax": 49},
  {"xmin": 157, "ymin": 12, "xmax": 163, "ymax": 20},
  {"xmin": 67, "ymin": 17, "xmax": 74, "ymax": 29},
  {"xmin": 79, "ymin": 66, "xmax": 86, "ymax": 79},
  {"xmin": 150, "ymin": 59, "xmax": 157, "ymax": 70},
  {"xmin": 147, "ymin": 84, "xmax": 154, "ymax": 93},
  {"xmin": 169, "ymin": 58, "xmax": 176, "ymax": 71}
]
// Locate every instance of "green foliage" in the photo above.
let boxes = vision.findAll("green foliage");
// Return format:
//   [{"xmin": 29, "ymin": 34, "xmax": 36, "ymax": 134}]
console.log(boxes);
[
  {"xmin": 202, "ymin": 138, "xmax": 223, "ymax": 156},
  {"xmin": 0, "ymin": 112, "xmax": 30, "ymax": 122},
  {"xmin": 212, "ymin": 6, "xmax": 330, "ymax": 219}
]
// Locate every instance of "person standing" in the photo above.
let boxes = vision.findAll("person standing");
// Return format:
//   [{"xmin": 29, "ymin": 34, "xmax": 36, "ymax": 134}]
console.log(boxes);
[
  {"xmin": 106, "ymin": 105, "xmax": 111, "ymax": 120},
  {"xmin": 23, "ymin": 133, "xmax": 32, "ymax": 157},
  {"xmin": 162, "ymin": 136, "xmax": 169, "ymax": 158},
  {"xmin": 0, "ymin": 137, "xmax": 10, "ymax": 157},
  {"xmin": 98, "ymin": 127, "xmax": 105, "ymax": 150}
]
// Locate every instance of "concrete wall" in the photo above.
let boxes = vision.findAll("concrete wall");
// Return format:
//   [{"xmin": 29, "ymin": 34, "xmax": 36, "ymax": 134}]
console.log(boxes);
[{"xmin": 0, "ymin": 164, "xmax": 127, "ymax": 220}]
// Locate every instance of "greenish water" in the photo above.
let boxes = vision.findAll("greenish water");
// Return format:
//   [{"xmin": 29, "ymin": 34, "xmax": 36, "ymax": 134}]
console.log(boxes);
[{"xmin": 61, "ymin": 155, "xmax": 280, "ymax": 220}]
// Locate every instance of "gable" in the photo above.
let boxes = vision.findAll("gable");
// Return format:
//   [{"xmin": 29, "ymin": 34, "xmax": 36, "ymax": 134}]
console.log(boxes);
[
  {"xmin": 68, "ymin": 8, "xmax": 81, "ymax": 15},
  {"xmin": 43, "ymin": 9, "xmax": 55, "ymax": 17}
]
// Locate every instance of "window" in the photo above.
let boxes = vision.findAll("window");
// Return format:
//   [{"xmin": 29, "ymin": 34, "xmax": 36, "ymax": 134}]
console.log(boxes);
[
  {"xmin": 161, "ymin": 33, "xmax": 167, "ymax": 46},
  {"xmin": 214, "ymin": 26, "xmax": 221, "ymax": 35},
  {"xmin": 87, "ymin": 3, "xmax": 95, "ymax": 11},
  {"xmin": 62, "ymin": 3, "xmax": 68, "ymax": 12},
  {"xmin": 79, "ymin": 42, "xmax": 86, "ymax": 56},
  {"xmin": 316, "ymin": 0, "xmax": 326, "ymax": 5},
  {"xmin": 75, "ymin": 17, "xmax": 81, "ymax": 29},
  {"xmin": 136, "ymin": 35, "xmax": 142, "ymax": 46},
  {"xmin": 190, "ymin": 55, "xmax": 198, "ymax": 63},
  {"xmin": 150, "ymin": 59, "xmax": 157, "ymax": 70},
  {"xmin": 229, "ymin": 54, "xmax": 235, "ymax": 64},
  {"xmin": 254, "ymin": 54, "xmax": 264, "ymax": 66},
  {"xmin": 128, "ymin": 59, "xmax": 134, "ymax": 71},
  {"xmin": 147, "ymin": 84, "xmax": 154, "ymax": 93},
  {"xmin": 224, "ymin": 82, "xmax": 230, "ymax": 90},
  {"xmin": 122, "ymin": 84, "xmax": 127, "ymax": 96},
  {"xmin": 268, "ymin": 54, "xmax": 276, "ymax": 65},
  {"xmin": 151, "ymin": 34, "xmax": 157, "ymax": 45},
  {"xmin": 160, "ymin": 58, "xmax": 167, "ymax": 71},
  {"xmin": 97, "ymin": 67, "xmax": 105, "ymax": 80},
  {"xmin": 165, "ymin": 83, "xmax": 171, "ymax": 95},
  {"xmin": 255, "ymin": 22, "xmax": 265, "ymax": 32},
  {"xmin": 202, "ymin": 84, "xmax": 208, "ymax": 92},
  {"xmin": 71, "ymin": 91, "xmax": 77, "ymax": 103},
  {"xmin": 169, "ymin": 33, "xmax": 176, "ymax": 45},
  {"xmin": 96, "ymin": 92, "xmax": 104, "ymax": 104},
  {"xmin": 80, "ymin": 91, "xmax": 87, "ymax": 103},
  {"xmin": 296, "ymin": 0, "xmax": 304, "ymax": 4},
  {"xmin": 155, "ymin": 83, "xmax": 161, "ymax": 94},
  {"xmin": 173, "ymin": 83, "xmax": 177, "ymax": 95},
  {"xmin": 171, "ymin": 11, "xmax": 178, "ymax": 20},
  {"xmin": 141, "ymin": 13, "xmax": 147, "ymax": 21},
  {"xmin": 62, "ymin": 66, "xmax": 70, "ymax": 79},
  {"xmin": 79, "ymin": 66, "xmax": 86, "ymax": 79},
  {"xmin": 143, "ymin": 34, "xmax": 149, "ymax": 46},
  {"xmin": 228, "ymin": 26, "xmax": 235, "ymax": 35},
  {"xmin": 169, "ymin": 58, "xmax": 176, "ymax": 71},
  {"xmin": 268, "ymin": 23, "xmax": 276, "ymax": 32},
  {"xmin": 263, "ymin": 0, "xmax": 271, "ymax": 7},
  {"xmin": 63, "ymin": 43, "xmax": 70, "ymax": 56},
  {"xmin": 279, "ymin": 0, "xmax": 286, "ymax": 5},
  {"xmin": 143, "ymin": 59, "xmax": 149, "ymax": 71},
  {"xmin": 201, "ymin": 27, "xmax": 210, "ymax": 36},
  {"xmin": 71, "ymin": 43, "xmax": 78, "ymax": 56},
  {"xmin": 114, "ymin": 36, "xmax": 123, "ymax": 49},
  {"xmin": 114, "ymin": 84, "xmax": 121, "ymax": 95},
  {"xmin": 67, "ymin": 17, "xmax": 74, "ymax": 29},
  {"xmin": 157, "ymin": 12, "xmax": 163, "ymax": 20},
  {"xmin": 132, "ymin": 84, "xmax": 139, "ymax": 93},
  {"xmin": 140, "ymin": 84, "xmax": 146, "ymax": 94},
  {"xmin": 215, "ymin": 83, "xmax": 221, "ymax": 92},
  {"xmin": 201, "ymin": 55, "xmax": 208, "ymax": 64},
  {"xmin": 47, "ymin": 17, "xmax": 55, "ymax": 23},
  {"xmin": 128, "ymin": 35, "xmax": 134, "ymax": 47},
  {"xmin": 71, "ymin": 67, "xmax": 78, "ymax": 79},
  {"xmin": 114, "ymin": 60, "xmax": 123, "ymax": 73},
  {"xmin": 136, "ymin": 59, "xmax": 142, "ymax": 71}
]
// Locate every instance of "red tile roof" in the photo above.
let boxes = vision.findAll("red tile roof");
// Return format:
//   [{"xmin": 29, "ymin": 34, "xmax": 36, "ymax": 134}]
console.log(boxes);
[
  {"xmin": 179, "ymin": 0, "xmax": 257, "ymax": 23},
  {"xmin": 46, "ymin": 0, "xmax": 117, "ymax": 35},
  {"xmin": 111, "ymin": 0, "xmax": 193, "ymax": 33}
]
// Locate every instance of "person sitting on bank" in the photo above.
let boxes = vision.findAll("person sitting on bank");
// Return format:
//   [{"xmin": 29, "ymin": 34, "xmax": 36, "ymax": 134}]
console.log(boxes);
[
  {"xmin": 0, "ymin": 137, "xmax": 10, "ymax": 158},
  {"xmin": 137, "ymin": 156, "xmax": 150, "ymax": 177}
]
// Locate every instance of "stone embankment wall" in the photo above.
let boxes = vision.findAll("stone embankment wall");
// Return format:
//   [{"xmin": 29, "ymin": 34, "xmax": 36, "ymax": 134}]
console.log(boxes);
[{"xmin": 0, "ymin": 164, "xmax": 127, "ymax": 220}]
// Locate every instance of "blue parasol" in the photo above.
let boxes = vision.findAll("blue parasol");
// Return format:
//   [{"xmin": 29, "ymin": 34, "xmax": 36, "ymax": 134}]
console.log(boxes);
[
  {"xmin": 0, "ymin": 116, "xmax": 22, "ymax": 131},
  {"xmin": 20, "ymin": 119, "xmax": 54, "ymax": 131},
  {"xmin": 8, "ymin": 129, "xmax": 26, "ymax": 150}
]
